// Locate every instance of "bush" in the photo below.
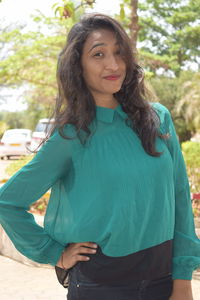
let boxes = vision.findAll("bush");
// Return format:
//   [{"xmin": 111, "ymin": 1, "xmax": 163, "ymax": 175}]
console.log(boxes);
[
  {"xmin": 29, "ymin": 193, "xmax": 50, "ymax": 216},
  {"xmin": 193, "ymin": 200, "xmax": 200, "ymax": 218},
  {"xmin": 182, "ymin": 141, "xmax": 200, "ymax": 193}
]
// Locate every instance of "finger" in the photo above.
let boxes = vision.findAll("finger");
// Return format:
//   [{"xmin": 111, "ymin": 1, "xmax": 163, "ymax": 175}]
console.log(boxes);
[
  {"xmin": 71, "ymin": 246, "xmax": 96, "ymax": 256},
  {"xmin": 78, "ymin": 246, "xmax": 97, "ymax": 254},
  {"xmin": 76, "ymin": 254, "xmax": 90, "ymax": 262},
  {"xmin": 75, "ymin": 242, "xmax": 98, "ymax": 249}
]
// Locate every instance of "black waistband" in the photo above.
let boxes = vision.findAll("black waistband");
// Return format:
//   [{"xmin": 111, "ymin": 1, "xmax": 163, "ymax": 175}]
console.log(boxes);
[{"xmin": 73, "ymin": 240, "xmax": 172, "ymax": 284}]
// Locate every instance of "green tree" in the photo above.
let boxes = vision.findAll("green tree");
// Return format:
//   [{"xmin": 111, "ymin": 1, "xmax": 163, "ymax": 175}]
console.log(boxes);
[
  {"xmin": 149, "ymin": 71, "xmax": 200, "ymax": 142},
  {"xmin": 182, "ymin": 141, "xmax": 200, "ymax": 193},
  {"xmin": 175, "ymin": 72, "xmax": 200, "ymax": 133},
  {"xmin": 0, "ymin": 1, "xmax": 95, "ymax": 114},
  {"xmin": 116, "ymin": 0, "xmax": 139, "ymax": 55},
  {"xmin": 0, "ymin": 120, "xmax": 8, "ymax": 137},
  {"xmin": 119, "ymin": 0, "xmax": 200, "ymax": 76},
  {"xmin": 0, "ymin": 111, "xmax": 26, "ymax": 129}
]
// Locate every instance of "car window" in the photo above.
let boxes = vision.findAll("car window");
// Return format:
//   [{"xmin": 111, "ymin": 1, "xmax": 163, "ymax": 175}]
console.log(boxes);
[
  {"xmin": 4, "ymin": 132, "xmax": 29, "ymax": 139},
  {"xmin": 35, "ymin": 123, "xmax": 53, "ymax": 132}
]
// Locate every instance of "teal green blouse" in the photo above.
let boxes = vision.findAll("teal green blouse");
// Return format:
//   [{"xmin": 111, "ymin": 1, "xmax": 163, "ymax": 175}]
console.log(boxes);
[{"xmin": 0, "ymin": 102, "xmax": 200, "ymax": 280}]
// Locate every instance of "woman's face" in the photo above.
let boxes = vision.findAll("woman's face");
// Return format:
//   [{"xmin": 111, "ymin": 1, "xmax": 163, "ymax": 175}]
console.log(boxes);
[{"xmin": 81, "ymin": 29, "xmax": 126, "ymax": 100}]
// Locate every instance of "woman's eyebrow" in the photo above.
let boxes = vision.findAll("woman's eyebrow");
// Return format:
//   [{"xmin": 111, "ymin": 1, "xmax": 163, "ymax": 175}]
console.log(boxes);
[
  {"xmin": 88, "ymin": 42, "xmax": 106, "ymax": 53},
  {"xmin": 88, "ymin": 41, "xmax": 119, "ymax": 53}
]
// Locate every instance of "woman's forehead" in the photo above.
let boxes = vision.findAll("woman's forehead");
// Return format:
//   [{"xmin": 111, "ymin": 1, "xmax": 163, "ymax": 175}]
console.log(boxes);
[{"xmin": 83, "ymin": 29, "xmax": 118, "ymax": 51}]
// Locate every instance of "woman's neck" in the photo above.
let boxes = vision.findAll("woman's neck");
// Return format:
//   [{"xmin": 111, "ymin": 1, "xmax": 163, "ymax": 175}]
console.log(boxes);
[{"xmin": 93, "ymin": 94, "xmax": 119, "ymax": 109}]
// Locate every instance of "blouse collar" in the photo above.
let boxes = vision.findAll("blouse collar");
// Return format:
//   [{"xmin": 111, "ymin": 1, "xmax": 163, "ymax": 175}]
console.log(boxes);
[{"xmin": 95, "ymin": 104, "xmax": 127, "ymax": 123}]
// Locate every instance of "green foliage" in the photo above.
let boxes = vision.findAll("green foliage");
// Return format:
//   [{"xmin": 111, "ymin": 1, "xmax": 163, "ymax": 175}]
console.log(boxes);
[
  {"xmin": 149, "ymin": 76, "xmax": 179, "ymax": 112},
  {"xmin": 120, "ymin": 3, "xmax": 126, "ymax": 20},
  {"xmin": 0, "ymin": 111, "xmax": 28, "ymax": 130},
  {"xmin": 148, "ymin": 70, "xmax": 200, "ymax": 141},
  {"xmin": 52, "ymin": 0, "xmax": 95, "ymax": 21},
  {"xmin": 52, "ymin": 1, "xmax": 75, "ymax": 20},
  {"xmin": 29, "ymin": 195, "xmax": 49, "ymax": 215},
  {"xmin": 119, "ymin": 0, "xmax": 200, "ymax": 75},
  {"xmin": 0, "ymin": 28, "xmax": 61, "ymax": 91},
  {"xmin": 0, "ymin": 121, "xmax": 8, "ymax": 138},
  {"xmin": 182, "ymin": 141, "xmax": 200, "ymax": 193},
  {"xmin": 0, "ymin": 105, "xmax": 47, "ymax": 133},
  {"xmin": 0, "ymin": 1, "xmax": 94, "ymax": 113},
  {"xmin": 175, "ymin": 72, "xmax": 200, "ymax": 132}
]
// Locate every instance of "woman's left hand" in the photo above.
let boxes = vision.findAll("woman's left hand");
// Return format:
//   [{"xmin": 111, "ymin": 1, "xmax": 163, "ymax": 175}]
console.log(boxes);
[{"xmin": 169, "ymin": 279, "xmax": 193, "ymax": 300}]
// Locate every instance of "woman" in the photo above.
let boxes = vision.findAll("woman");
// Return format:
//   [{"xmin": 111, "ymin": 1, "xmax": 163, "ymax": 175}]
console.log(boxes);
[{"xmin": 0, "ymin": 13, "xmax": 199, "ymax": 300}]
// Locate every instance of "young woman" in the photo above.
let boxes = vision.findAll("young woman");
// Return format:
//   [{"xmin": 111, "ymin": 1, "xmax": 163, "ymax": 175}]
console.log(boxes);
[{"xmin": 0, "ymin": 13, "xmax": 199, "ymax": 300}]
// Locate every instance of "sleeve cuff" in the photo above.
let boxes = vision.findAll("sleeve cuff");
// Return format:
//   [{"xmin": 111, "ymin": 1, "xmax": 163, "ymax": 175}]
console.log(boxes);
[
  {"xmin": 44, "ymin": 240, "xmax": 66, "ymax": 266},
  {"xmin": 29, "ymin": 238, "xmax": 66, "ymax": 266},
  {"xmin": 172, "ymin": 266, "xmax": 193, "ymax": 280}
]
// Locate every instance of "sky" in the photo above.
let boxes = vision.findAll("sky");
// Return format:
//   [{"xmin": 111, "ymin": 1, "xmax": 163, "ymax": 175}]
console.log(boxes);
[
  {"xmin": 0, "ymin": 0, "xmax": 121, "ymax": 112},
  {"xmin": 0, "ymin": 0, "xmax": 121, "ymax": 27}
]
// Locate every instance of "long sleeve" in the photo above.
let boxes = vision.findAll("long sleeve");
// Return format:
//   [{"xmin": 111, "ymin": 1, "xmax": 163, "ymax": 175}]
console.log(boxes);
[
  {"xmin": 156, "ymin": 103, "xmax": 200, "ymax": 280},
  {"xmin": 0, "ymin": 126, "xmax": 72, "ymax": 266}
]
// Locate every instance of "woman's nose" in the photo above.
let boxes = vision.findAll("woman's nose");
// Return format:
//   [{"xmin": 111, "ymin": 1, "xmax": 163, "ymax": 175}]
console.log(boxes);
[{"xmin": 105, "ymin": 55, "xmax": 119, "ymax": 71}]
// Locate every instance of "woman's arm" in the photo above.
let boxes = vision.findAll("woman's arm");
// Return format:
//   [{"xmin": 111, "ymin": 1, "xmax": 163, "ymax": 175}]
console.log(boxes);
[
  {"xmin": 169, "ymin": 279, "xmax": 193, "ymax": 300},
  {"xmin": 152, "ymin": 103, "xmax": 200, "ymax": 299},
  {"xmin": 162, "ymin": 105, "xmax": 200, "ymax": 280},
  {"xmin": 0, "ymin": 126, "xmax": 73, "ymax": 265}
]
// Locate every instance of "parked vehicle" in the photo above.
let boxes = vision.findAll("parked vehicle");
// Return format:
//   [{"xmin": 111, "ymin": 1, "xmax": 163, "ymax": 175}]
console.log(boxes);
[
  {"xmin": 30, "ymin": 118, "xmax": 54, "ymax": 151},
  {"xmin": 0, "ymin": 129, "xmax": 32, "ymax": 160}
]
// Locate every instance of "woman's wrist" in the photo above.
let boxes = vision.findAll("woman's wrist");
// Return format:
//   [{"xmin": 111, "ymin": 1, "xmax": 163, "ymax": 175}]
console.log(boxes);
[
  {"xmin": 173, "ymin": 279, "xmax": 192, "ymax": 288},
  {"xmin": 56, "ymin": 250, "xmax": 66, "ymax": 269},
  {"xmin": 172, "ymin": 279, "xmax": 192, "ymax": 294},
  {"xmin": 61, "ymin": 250, "xmax": 68, "ymax": 269},
  {"xmin": 170, "ymin": 280, "xmax": 193, "ymax": 300}
]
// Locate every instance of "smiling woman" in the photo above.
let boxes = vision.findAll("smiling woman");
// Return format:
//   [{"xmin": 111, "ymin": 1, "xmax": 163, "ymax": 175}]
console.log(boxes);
[
  {"xmin": 54, "ymin": 13, "xmax": 159, "ymax": 157},
  {"xmin": 81, "ymin": 29, "xmax": 126, "ymax": 108},
  {"xmin": 0, "ymin": 13, "xmax": 199, "ymax": 300}
]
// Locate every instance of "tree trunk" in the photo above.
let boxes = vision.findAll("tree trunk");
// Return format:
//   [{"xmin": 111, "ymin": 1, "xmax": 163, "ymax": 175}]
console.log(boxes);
[{"xmin": 130, "ymin": 0, "xmax": 139, "ymax": 55}]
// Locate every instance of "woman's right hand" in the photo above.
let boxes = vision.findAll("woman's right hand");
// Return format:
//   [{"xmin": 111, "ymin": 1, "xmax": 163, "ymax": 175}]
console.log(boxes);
[{"xmin": 56, "ymin": 242, "xmax": 98, "ymax": 269}]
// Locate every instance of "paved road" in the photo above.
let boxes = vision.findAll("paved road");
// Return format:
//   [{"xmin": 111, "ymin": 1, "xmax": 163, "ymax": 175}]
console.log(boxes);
[
  {"xmin": 0, "ymin": 255, "xmax": 67, "ymax": 300},
  {"xmin": 0, "ymin": 255, "xmax": 199, "ymax": 300}
]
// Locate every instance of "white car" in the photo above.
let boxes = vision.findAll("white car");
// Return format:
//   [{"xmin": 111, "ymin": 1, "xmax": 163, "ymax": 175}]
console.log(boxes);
[
  {"xmin": 0, "ymin": 129, "xmax": 32, "ymax": 160},
  {"xmin": 30, "ymin": 118, "xmax": 55, "ymax": 152}
]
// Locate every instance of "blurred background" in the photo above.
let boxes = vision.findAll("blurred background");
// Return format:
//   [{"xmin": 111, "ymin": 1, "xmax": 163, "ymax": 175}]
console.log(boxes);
[{"xmin": 0, "ymin": 0, "xmax": 200, "ymax": 298}]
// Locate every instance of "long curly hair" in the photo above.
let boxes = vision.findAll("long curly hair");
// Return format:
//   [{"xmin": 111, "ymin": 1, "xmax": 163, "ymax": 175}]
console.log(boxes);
[{"xmin": 42, "ymin": 13, "xmax": 166, "ymax": 156}]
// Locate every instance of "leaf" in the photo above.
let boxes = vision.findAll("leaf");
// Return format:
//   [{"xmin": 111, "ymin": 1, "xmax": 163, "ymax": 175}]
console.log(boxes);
[
  {"xmin": 51, "ymin": 2, "xmax": 60, "ymax": 9},
  {"xmin": 54, "ymin": 6, "xmax": 62, "ymax": 17},
  {"xmin": 120, "ymin": 3, "xmax": 125, "ymax": 20}
]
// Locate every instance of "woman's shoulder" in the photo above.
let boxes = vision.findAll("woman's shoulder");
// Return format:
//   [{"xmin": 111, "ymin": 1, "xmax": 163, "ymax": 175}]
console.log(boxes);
[
  {"xmin": 45, "ymin": 124, "xmax": 78, "ymax": 152},
  {"xmin": 150, "ymin": 102, "xmax": 171, "ymax": 125},
  {"xmin": 51, "ymin": 123, "xmax": 77, "ymax": 139},
  {"xmin": 150, "ymin": 102, "xmax": 170, "ymax": 114}
]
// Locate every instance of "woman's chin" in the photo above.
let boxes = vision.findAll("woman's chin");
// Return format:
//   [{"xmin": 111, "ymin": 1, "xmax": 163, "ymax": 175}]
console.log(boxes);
[{"xmin": 104, "ymin": 86, "xmax": 122, "ymax": 95}]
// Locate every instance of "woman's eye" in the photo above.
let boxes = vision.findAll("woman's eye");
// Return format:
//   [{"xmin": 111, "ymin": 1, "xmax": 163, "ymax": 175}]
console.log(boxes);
[
  {"xmin": 93, "ymin": 52, "xmax": 103, "ymax": 58},
  {"xmin": 92, "ymin": 50, "xmax": 121, "ymax": 58}
]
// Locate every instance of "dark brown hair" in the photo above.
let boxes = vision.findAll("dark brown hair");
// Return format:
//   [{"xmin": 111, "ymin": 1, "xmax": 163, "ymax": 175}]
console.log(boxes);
[{"xmin": 41, "ymin": 13, "xmax": 166, "ymax": 156}]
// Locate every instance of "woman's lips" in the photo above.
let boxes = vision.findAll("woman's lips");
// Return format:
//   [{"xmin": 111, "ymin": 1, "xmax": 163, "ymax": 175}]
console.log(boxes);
[{"xmin": 103, "ymin": 75, "xmax": 121, "ymax": 80}]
